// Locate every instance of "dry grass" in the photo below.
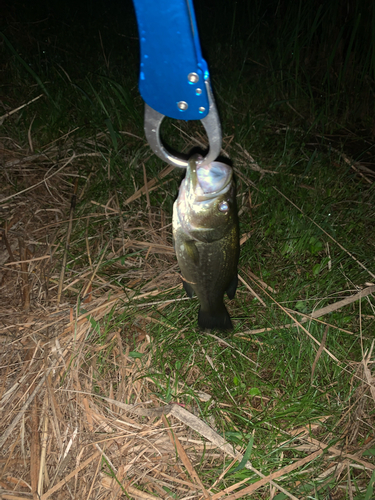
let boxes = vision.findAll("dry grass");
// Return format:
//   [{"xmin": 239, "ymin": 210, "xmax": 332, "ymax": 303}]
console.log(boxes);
[
  {"xmin": 0, "ymin": 136, "xmax": 250, "ymax": 500},
  {"xmin": 1, "ymin": 132, "xmax": 375, "ymax": 500},
  {"xmin": 0, "ymin": 136, "xmax": 199, "ymax": 500}
]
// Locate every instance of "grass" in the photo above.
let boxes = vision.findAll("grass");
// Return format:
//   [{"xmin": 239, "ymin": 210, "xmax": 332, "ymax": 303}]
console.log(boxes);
[{"xmin": 1, "ymin": 0, "xmax": 375, "ymax": 498}]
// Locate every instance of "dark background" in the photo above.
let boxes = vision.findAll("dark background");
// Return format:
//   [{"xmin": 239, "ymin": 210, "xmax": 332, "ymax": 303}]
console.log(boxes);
[{"xmin": 1, "ymin": 0, "xmax": 375, "ymax": 149}]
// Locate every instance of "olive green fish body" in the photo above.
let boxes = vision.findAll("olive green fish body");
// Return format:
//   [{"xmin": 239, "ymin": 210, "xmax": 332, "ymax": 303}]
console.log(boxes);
[{"xmin": 173, "ymin": 156, "xmax": 239, "ymax": 330}]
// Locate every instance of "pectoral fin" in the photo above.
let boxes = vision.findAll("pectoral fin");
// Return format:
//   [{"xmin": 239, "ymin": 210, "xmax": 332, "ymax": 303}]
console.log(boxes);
[
  {"xmin": 226, "ymin": 274, "xmax": 238, "ymax": 300},
  {"xmin": 183, "ymin": 240, "xmax": 199, "ymax": 266},
  {"xmin": 182, "ymin": 279, "xmax": 195, "ymax": 298}
]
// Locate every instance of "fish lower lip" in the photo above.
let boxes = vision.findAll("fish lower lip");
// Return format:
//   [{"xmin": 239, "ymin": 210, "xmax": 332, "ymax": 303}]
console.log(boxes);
[{"xmin": 188, "ymin": 161, "xmax": 232, "ymax": 200}]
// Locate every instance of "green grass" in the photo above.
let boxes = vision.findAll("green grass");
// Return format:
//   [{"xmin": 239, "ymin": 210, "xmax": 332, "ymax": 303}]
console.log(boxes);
[{"xmin": 1, "ymin": 0, "xmax": 375, "ymax": 497}]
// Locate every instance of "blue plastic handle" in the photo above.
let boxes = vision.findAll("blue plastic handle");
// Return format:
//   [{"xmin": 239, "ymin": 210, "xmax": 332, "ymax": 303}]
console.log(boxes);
[{"xmin": 132, "ymin": 0, "xmax": 210, "ymax": 120}]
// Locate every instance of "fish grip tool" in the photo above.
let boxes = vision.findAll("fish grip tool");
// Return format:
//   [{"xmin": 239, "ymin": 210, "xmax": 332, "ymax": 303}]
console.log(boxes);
[{"xmin": 132, "ymin": 0, "xmax": 222, "ymax": 168}]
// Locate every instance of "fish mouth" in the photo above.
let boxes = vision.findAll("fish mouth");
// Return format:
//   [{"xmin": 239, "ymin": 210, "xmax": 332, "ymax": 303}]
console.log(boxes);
[{"xmin": 187, "ymin": 155, "xmax": 233, "ymax": 201}]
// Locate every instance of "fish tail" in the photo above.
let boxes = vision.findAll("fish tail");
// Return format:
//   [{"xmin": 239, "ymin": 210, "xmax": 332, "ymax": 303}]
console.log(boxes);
[{"xmin": 198, "ymin": 305, "xmax": 233, "ymax": 331}]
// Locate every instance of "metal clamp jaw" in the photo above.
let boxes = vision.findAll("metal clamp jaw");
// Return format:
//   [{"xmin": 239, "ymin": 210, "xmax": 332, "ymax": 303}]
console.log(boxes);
[
  {"xmin": 144, "ymin": 79, "xmax": 222, "ymax": 168},
  {"xmin": 132, "ymin": 0, "xmax": 222, "ymax": 168}
]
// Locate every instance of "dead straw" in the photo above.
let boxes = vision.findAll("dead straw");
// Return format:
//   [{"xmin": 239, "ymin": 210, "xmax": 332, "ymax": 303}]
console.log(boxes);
[
  {"xmin": 0, "ymin": 153, "xmax": 76, "ymax": 204},
  {"xmin": 57, "ymin": 179, "xmax": 78, "ymax": 304}
]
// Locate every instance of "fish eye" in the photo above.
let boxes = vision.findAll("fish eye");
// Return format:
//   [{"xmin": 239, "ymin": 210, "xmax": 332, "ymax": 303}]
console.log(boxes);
[{"xmin": 218, "ymin": 200, "xmax": 229, "ymax": 212}]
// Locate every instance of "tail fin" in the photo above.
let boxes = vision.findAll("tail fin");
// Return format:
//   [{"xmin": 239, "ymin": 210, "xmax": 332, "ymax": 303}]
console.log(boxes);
[{"xmin": 198, "ymin": 305, "xmax": 233, "ymax": 331}]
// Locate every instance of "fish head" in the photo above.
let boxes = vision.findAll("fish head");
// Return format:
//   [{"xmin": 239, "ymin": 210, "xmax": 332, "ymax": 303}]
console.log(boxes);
[{"xmin": 176, "ymin": 155, "xmax": 237, "ymax": 242}]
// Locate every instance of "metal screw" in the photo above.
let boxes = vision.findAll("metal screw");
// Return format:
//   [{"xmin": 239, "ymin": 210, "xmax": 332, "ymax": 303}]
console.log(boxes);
[
  {"xmin": 196, "ymin": 88, "xmax": 202, "ymax": 95},
  {"xmin": 188, "ymin": 72, "xmax": 199, "ymax": 83},
  {"xmin": 199, "ymin": 106, "xmax": 205, "ymax": 113},
  {"xmin": 178, "ymin": 101, "xmax": 188, "ymax": 111}
]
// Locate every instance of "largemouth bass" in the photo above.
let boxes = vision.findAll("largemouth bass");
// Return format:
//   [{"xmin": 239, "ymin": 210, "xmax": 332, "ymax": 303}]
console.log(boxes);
[{"xmin": 173, "ymin": 155, "xmax": 240, "ymax": 330}]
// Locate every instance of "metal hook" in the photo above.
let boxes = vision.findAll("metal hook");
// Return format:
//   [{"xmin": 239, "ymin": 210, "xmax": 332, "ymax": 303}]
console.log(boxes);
[{"xmin": 144, "ymin": 79, "xmax": 222, "ymax": 168}]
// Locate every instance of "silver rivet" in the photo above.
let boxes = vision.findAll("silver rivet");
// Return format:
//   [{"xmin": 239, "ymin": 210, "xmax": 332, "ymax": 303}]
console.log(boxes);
[
  {"xmin": 178, "ymin": 101, "xmax": 188, "ymax": 111},
  {"xmin": 198, "ymin": 106, "xmax": 205, "ymax": 113},
  {"xmin": 196, "ymin": 88, "xmax": 202, "ymax": 95},
  {"xmin": 188, "ymin": 72, "xmax": 199, "ymax": 83}
]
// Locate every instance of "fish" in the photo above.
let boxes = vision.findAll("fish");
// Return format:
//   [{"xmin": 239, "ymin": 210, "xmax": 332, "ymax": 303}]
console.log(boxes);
[{"xmin": 172, "ymin": 155, "xmax": 240, "ymax": 330}]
